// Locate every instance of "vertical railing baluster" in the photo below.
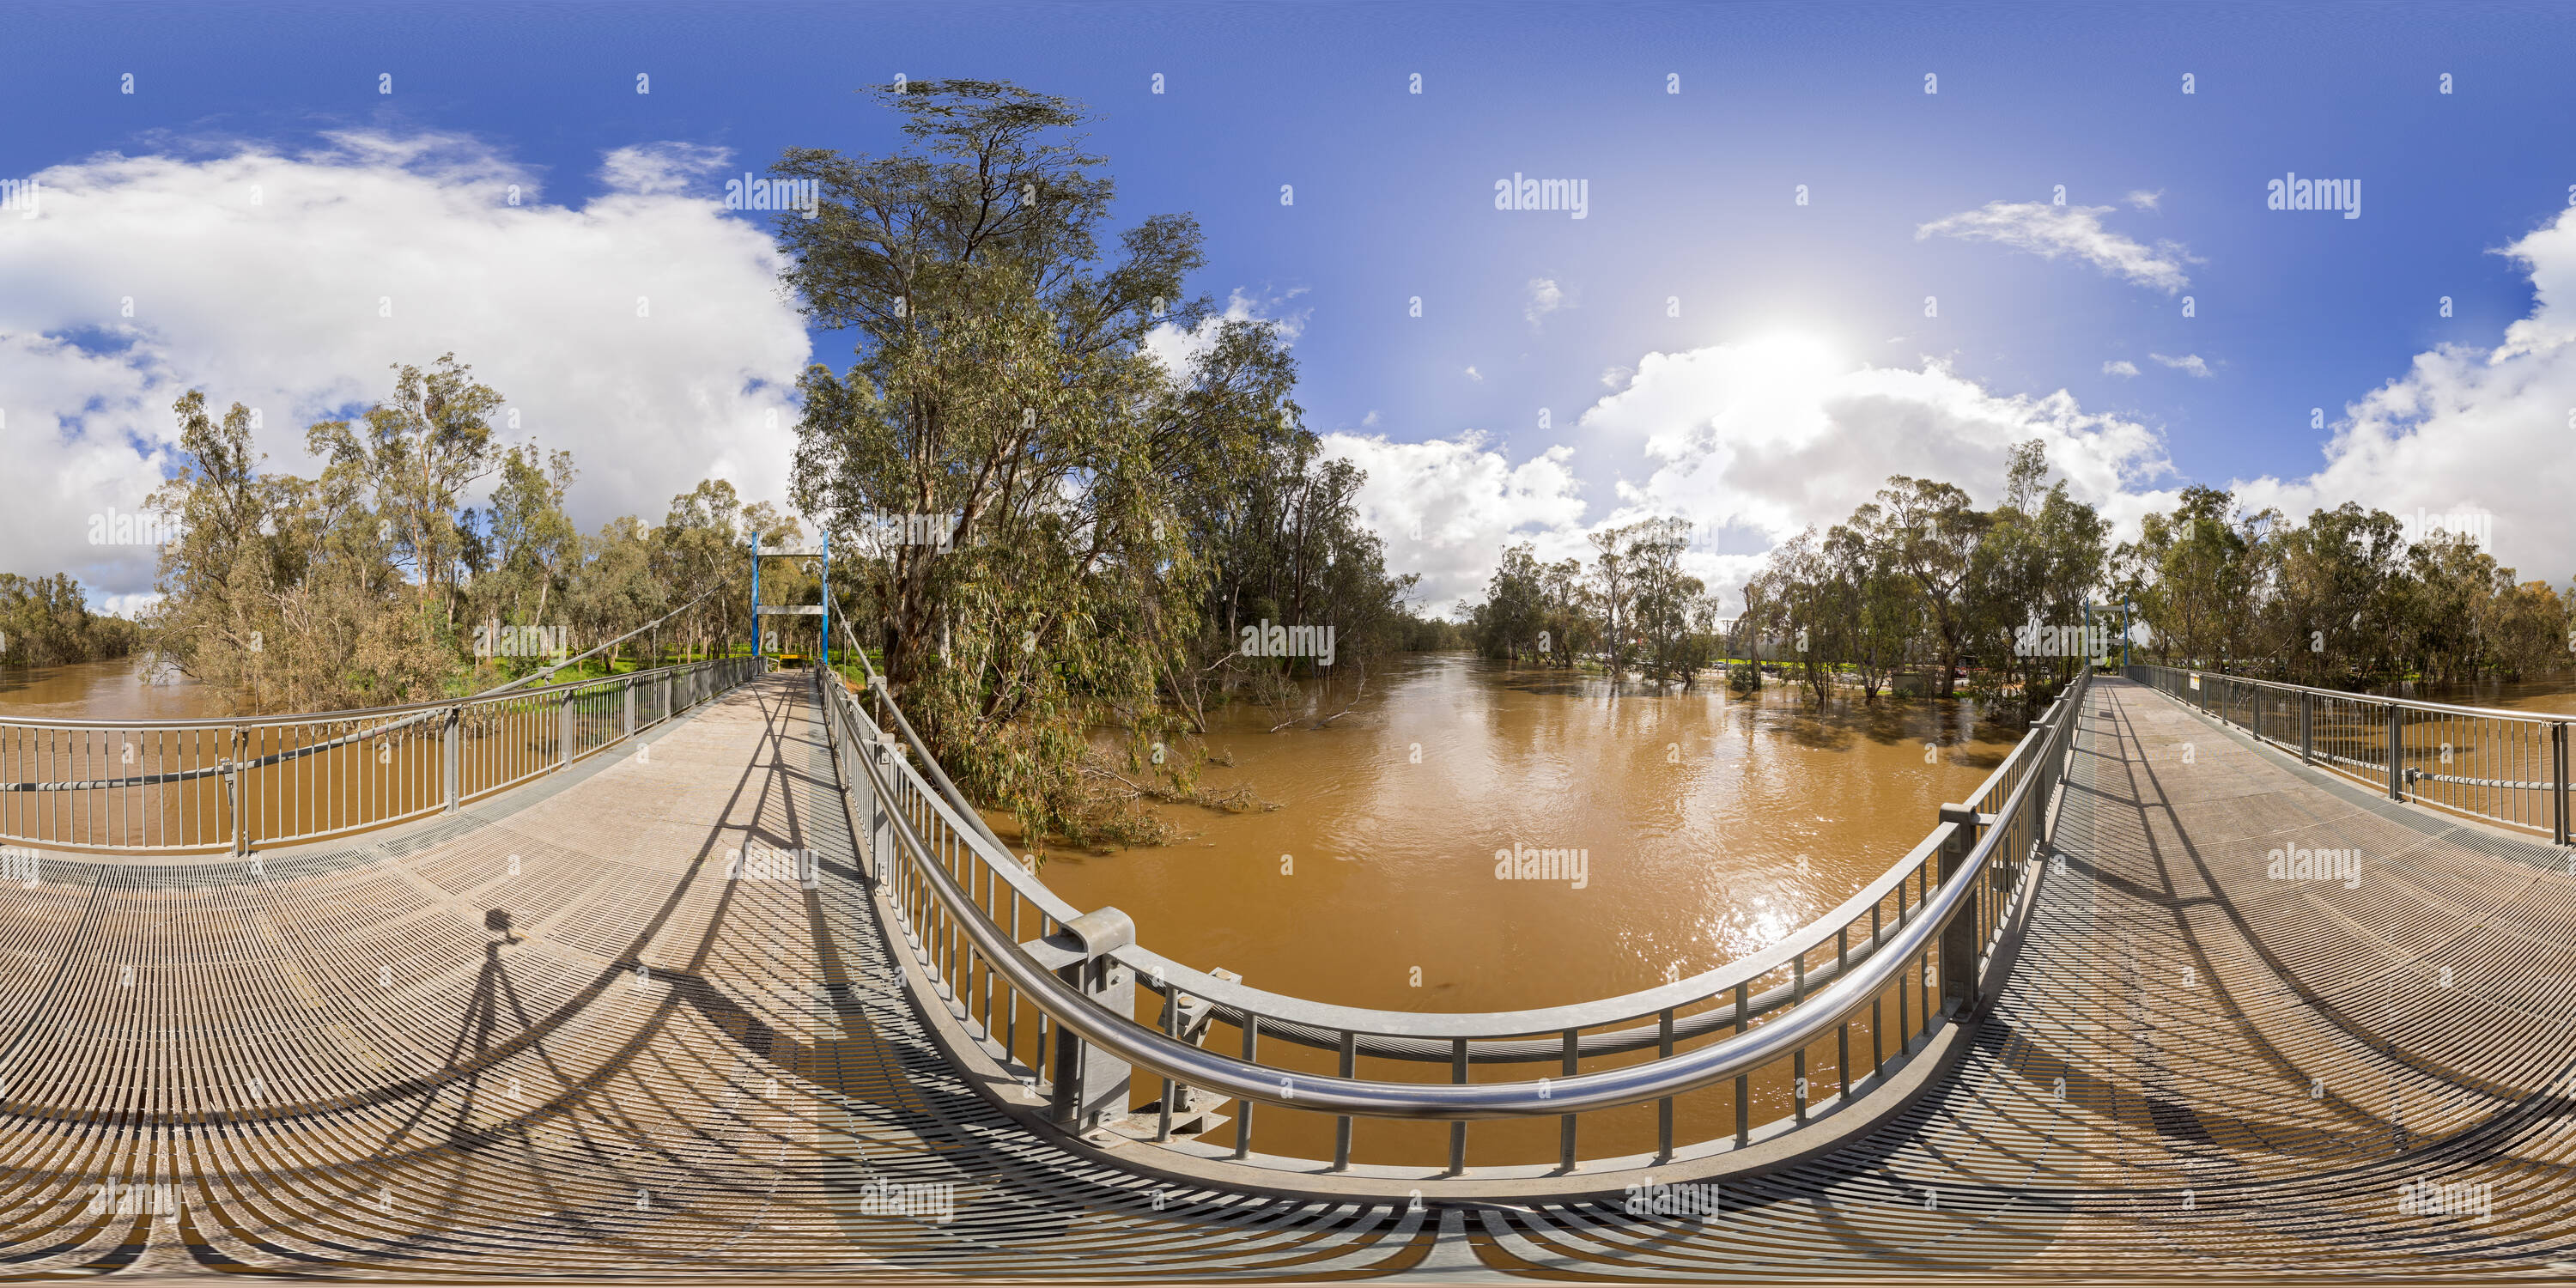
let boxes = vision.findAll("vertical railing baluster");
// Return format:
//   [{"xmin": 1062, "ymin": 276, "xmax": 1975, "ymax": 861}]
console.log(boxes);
[
  {"xmin": 1333, "ymin": 1030, "xmax": 1357, "ymax": 1170},
  {"xmin": 1733, "ymin": 981, "xmax": 1750, "ymax": 1146},
  {"xmin": 1791, "ymin": 952, "xmax": 1808, "ymax": 1125},
  {"xmin": 1836, "ymin": 926, "xmax": 1851, "ymax": 1100},
  {"xmin": 1894, "ymin": 881, "xmax": 1910, "ymax": 1053},
  {"xmin": 2555, "ymin": 722, "xmax": 2571, "ymax": 848},
  {"xmin": 1235, "ymin": 1017, "xmax": 1259, "ymax": 1160},
  {"xmin": 1448, "ymin": 1036, "xmax": 1473, "ymax": 1173},
  {"xmin": 1558, "ymin": 1029, "xmax": 1578, "ymax": 1170},
  {"xmin": 1157, "ymin": 986, "xmax": 1180, "ymax": 1143},
  {"xmin": 1655, "ymin": 1012, "xmax": 1674, "ymax": 1163},
  {"xmin": 2387, "ymin": 702, "xmax": 2405, "ymax": 801},
  {"xmin": 1871, "ymin": 902, "xmax": 1885, "ymax": 1076}
]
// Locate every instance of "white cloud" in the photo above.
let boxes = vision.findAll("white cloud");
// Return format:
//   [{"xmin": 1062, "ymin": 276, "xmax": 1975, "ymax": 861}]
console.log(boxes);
[
  {"xmin": 0, "ymin": 131, "xmax": 809, "ymax": 601},
  {"xmin": 1585, "ymin": 337, "xmax": 2174, "ymax": 581},
  {"xmin": 2103, "ymin": 360, "xmax": 2140, "ymax": 377},
  {"xmin": 1464, "ymin": 366, "xmax": 1482, "ymax": 382},
  {"xmin": 1139, "ymin": 289, "xmax": 1306, "ymax": 380},
  {"xmin": 2232, "ymin": 208, "xmax": 2576, "ymax": 583},
  {"xmin": 1601, "ymin": 365, "xmax": 1634, "ymax": 389},
  {"xmin": 1525, "ymin": 277, "xmax": 1565, "ymax": 326},
  {"xmin": 1323, "ymin": 431, "xmax": 1588, "ymax": 616},
  {"xmin": 598, "ymin": 142, "xmax": 730, "ymax": 197},
  {"xmin": 1334, "ymin": 335, "xmax": 2176, "ymax": 617},
  {"xmin": 1917, "ymin": 201, "xmax": 2193, "ymax": 294},
  {"xmin": 2125, "ymin": 189, "xmax": 2164, "ymax": 212},
  {"xmin": 1351, "ymin": 209, "xmax": 2576, "ymax": 622},
  {"xmin": 2150, "ymin": 352, "xmax": 2211, "ymax": 376}
]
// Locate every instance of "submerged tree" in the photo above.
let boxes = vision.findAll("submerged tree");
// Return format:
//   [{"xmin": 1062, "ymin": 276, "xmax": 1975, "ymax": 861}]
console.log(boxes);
[{"xmin": 777, "ymin": 80, "xmax": 1234, "ymax": 846}]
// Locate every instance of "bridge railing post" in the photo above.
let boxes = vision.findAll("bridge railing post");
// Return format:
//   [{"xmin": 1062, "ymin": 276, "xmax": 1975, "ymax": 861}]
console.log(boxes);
[
  {"xmin": 623, "ymin": 677, "xmax": 635, "ymax": 741},
  {"xmin": 2300, "ymin": 691, "xmax": 2313, "ymax": 765},
  {"xmin": 1935, "ymin": 804, "xmax": 1981, "ymax": 1018},
  {"xmin": 227, "ymin": 725, "xmax": 247, "ymax": 857},
  {"xmin": 868, "ymin": 738, "xmax": 900, "ymax": 872},
  {"xmin": 2386, "ymin": 702, "xmax": 2405, "ymax": 802},
  {"xmin": 559, "ymin": 689, "xmax": 573, "ymax": 771},
  {"xmin": 442, "ymin": 706, "xmax": 459, "ymax": 815},
  {"xmin": 1021, "ymin": 908, "xmax": 1136, "ymax": 1134},
  {"xmin": 2555, "ymin": 722, "xmax": 2571, "ymax": 848}
]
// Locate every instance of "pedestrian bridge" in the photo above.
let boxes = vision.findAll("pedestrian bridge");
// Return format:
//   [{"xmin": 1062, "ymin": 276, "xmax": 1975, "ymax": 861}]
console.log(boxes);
[{"xmin": 2, "ymin": 657, "xmax": 2573, "ymax": 1279}]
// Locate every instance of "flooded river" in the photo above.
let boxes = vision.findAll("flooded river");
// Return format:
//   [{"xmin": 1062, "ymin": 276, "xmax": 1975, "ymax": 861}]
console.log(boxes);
[
  {"xmin": 0, "ymin": 654, "xmax": 221, "ymax": 722},
  {"xmin": 1042, "ymin": 653, "xmax": 2022, "ymax": 1012}
]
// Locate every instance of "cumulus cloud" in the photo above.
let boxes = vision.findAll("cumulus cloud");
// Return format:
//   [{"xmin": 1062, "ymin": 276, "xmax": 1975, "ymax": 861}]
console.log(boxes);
[
  {"xmin": 1350, "ymin": 209, "xmax": 2576, "ymax": 621},
  {"xmin": 2103, "ymin": 359, "xmax": 2140, "ymax": 377},
  {"xmin": 1524, "ymin": 277, "xmax": 1565, "ymax": 326},
  {"xmin": 1917, "ymin": 201, "xmax": 2193, "ymax": 294},
  {"xmin": 1331, "ymin": 335, "xmax": 2177, "ymax": 617},
  {"xmin": 0, "ymin": 130, "xmax": 810, "ymax": 605},
  {"xmin": 1587, "ymin": 337, "xmax": 2174, "ymax": 574},
  {"xmin": 2125, "ymin": 189, "xmax": 2163, "ymax": 212},
  {"xmin": 2232, "ymin": 208, "xmax": 2576, "ymax": 582},
  {"xmin": 1139, "ymin": 288, "xmax": 1306, "ymax": 379},
  {"xmin": 2151, "ymin": 352, "xmax": 2211, "ymax": 376},
  {"xmin": 1601, "ymin": 365, "xmax": 1634, "ymax": 389},
  {"xmin": 1323, "ymin": 431, "xmax": 1588, "ymax": 615},
  {"xmin": 1464, "ymin": 366, "xmax": 1482, "ymax": 382},
  {"xmin": 598, "ymin": 142, "xmax": 731, "ymax": 196}
]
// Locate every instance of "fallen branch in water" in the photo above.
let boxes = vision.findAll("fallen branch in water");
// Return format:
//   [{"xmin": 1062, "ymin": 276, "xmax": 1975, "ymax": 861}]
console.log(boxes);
[
  {"xmin": 1083, "ymin": 763, "xmax": 1277, "ymax": 813},
  {"xmin": 1315, "ymin": 666, "xmax": 1369, "ymax": 728}
]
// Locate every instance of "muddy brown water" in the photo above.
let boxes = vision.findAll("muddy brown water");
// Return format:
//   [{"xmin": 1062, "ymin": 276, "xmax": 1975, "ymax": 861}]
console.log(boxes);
[
  {"xmin": 0, "ymin": 655, "xmax": 222, "ymax": 722},
  {"xmin": 1039, "ymin": 653, "xmax": 2023, "ymax": 1012},
  {"xmin": 1018, "ymin": 653, "xmax": 2033, "ymax": 1166}
]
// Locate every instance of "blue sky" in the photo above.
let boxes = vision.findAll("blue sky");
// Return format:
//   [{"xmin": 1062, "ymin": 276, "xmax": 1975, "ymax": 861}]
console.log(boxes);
[{"xmin": 7, "ymin": 1, "xmax": 2573, "ymax": 612}]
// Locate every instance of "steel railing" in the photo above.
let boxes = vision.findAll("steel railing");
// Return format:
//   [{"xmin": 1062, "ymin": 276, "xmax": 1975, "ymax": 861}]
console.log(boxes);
[
  {"xmin": 818, "ymin": 649, "xmax": 2094, "ymax": 1178},
  {"xmin": 0, "ymin": 654, "xmax": 762, "ymax": 855},
  {"xmin": 2128, "ymin": 663, "xmax": 2573, "ymax": 844}
]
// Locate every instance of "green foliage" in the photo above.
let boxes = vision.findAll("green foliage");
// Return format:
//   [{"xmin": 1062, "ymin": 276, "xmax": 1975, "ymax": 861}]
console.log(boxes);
[
  {"xmin": 146, "ymin": 365, "xmax": 767, "ymax": 714},
  {"xmin": 2115, "ymin": 490, "xmax": 2575, "ymax": 687},
  {"xmin": 0, "ymin": 574, "xmax": 140, "ymax": 666},
  {"xmin": 1465, "ymin": 520, "xmax": 1719, "ymax": 689},
  {"xmin": 1732, "ymin": 441, "xmax": 2110, "ymax": 721}
]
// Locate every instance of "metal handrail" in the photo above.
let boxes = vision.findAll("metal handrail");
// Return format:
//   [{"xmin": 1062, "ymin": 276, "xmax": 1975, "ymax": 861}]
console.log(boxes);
[
  {"xmin": 1, "ymin": 653, "xmax": 762, "ymax": 854},
  {"xmin": 821, "ymin": 651, "xmax": 2092, "ymax": 1155},
  {"xmin": 2127, "ymin": 662, "xmax": 2572, "ymax": 844},
  {"xmin": 2132, "ymin": 664, "xmax": 2570, "ymax": 726}
]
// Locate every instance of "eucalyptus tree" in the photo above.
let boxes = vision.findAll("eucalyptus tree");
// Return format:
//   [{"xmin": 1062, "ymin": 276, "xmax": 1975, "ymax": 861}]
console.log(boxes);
[
  {"xmin": 658, "ymin": 479, "xmax": 753, "ymax": 662},
  {"xmin": 477, "ymin": 442, "xmax": 580, "ymax": 635},
  {"xmin": 775, "ymin": 80, "xmax": 1222, "ymax": 843},
  {"xmin": 1822, "ymin": 507, "xmax": 1915, "ymax": 701},
  {"xmin": 1471, "ymin": 544, "xmax": 1549, "ymax": 662},
  {"xmin": 2486, "ymin": 579, "xmax": 2573, "ymax": 680},
  {"xmin": 0, "ymin": 574, "xmax": 139, "ymax": 666},
  {"xmin": 148, "ymin": 392, "xmax": 284, "ymax": 700},
  {"xmin": 2403, "ymin": 532, "xmax": 2507, "ymax": 683},
  {"xmin": 1621, "ymin": 518, "xmax": 1710, "ymax": 688},
  {"xmin": 1966, "ymin": 442, "xmax": 2106, "ymax": 716},
  {"xmin": 307, "ymin": 354, "xmax": 505, "ymax": 630},
  {"xmin": 2121, "ymin": 486, "xmax": 2273, "ymax": 668},
  {"xmin": 2269, "ymin": 502, "xmax": 2407, "ymax": 684},
  {"xmin": 1874, "ymin": 475, "xmax": 1988, "ymax": 696}
]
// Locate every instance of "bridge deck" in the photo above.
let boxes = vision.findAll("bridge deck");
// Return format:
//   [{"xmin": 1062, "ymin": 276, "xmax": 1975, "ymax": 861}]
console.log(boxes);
[{"xmin": 1, "ymin": 674, "xmax": 2570, "ymax": 1279}]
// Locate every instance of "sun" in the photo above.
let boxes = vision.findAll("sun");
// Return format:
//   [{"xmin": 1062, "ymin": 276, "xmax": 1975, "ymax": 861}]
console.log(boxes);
[{"xmin": 1735, "ymin": 330, "xmax": 1845, "ymax": 374}]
